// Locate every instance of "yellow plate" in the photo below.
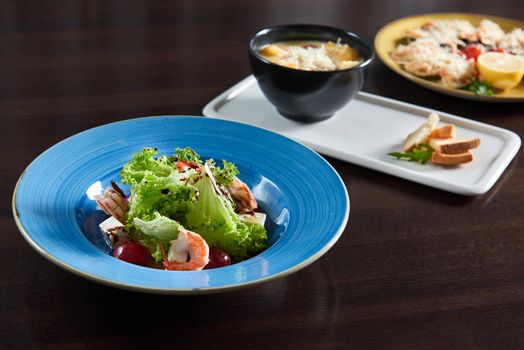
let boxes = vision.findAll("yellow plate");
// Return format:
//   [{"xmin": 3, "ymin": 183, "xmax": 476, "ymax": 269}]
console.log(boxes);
[{"xmin": 375, "ymin": 13, "xmax": 524, "ymax": 102}]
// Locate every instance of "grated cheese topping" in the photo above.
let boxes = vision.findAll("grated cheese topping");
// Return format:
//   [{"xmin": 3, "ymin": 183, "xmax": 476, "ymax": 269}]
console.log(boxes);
[
  {"xmin": 499, "ymin": 28, "xmax": 524, "ymax": 56},
  {"xmin": 406, "ymin": 19, "xmax": 477, "ymax": 45},
  {"xmin": 260, "ymin": 41, "xmax": 361, "ymax": 71},
  {"xmin": 391, "ymin": 38, "xmax": 476, "ymax": 87},
  {"xmin": 391, "ymin": 18, "xmax": 523, "ymax": 89},
  {"xmin": 281, "ymin": 45, "xmax": 338, "ymax": 71}
]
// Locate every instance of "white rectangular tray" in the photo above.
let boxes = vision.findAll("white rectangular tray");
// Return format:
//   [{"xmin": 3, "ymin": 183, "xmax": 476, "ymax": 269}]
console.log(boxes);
[{"xmin": 203, "ymin": 76, "xmax": 521, "ymax": 195}]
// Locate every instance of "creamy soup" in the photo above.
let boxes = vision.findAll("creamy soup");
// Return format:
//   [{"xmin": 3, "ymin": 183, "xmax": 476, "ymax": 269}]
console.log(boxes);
[{"xmin": 259, "ymin": 40, "xmax": 361, "ymax": 71}]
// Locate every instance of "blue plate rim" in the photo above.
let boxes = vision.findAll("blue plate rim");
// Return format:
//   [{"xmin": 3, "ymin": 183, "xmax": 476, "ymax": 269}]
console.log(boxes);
[{"xmin": 12, "ymin": 115, "xmax": 350, "ymax": 294}]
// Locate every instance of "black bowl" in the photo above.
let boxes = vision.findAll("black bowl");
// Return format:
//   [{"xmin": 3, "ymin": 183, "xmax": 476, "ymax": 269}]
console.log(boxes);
[{"xmin": 248, "ymin": 24, "xmax": 374, "ymax": 122}]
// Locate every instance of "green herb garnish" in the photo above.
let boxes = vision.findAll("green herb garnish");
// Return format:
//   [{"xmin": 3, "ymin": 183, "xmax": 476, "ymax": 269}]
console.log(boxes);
[
  {"xmin": 462, "ymin": 81, "xmax": 494, "ymax": 96},
  {"xmin": 388, "ymin": 144, "xmax": 434, "ymax": 164}
]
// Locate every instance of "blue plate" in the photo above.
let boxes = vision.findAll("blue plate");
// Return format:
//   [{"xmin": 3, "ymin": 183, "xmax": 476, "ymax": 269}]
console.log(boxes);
[{"xmin": 13, "ymin": 116, "xmax": 349, "ymax": 294}]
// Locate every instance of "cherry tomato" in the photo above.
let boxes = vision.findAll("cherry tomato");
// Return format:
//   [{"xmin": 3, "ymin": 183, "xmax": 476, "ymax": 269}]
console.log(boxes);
[
  {"xmin": 204, "ymin": 247, "xmax": 232, "ymax": 269},
  {"xmin": 113, "ymin": 242, "xmax": 151, "ymax": 266},
  {"xmin": 463, "ymin": 44, "xmax": 485, "ymax": 60}
]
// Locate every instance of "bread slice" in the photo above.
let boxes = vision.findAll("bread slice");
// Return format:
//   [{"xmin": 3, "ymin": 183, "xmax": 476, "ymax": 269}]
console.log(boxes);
[
  {"xmin": 431, "ymin": 151, "xmax": 473, "ymax": 165},
  {"xmin": 428, "ymin": 124, "xmax": 456, "ymax": 140},
  {"xmin": 402, "ymin": 112, "xmax": 440, "ymax": 151},
  {"xmin": 429, "ymin": 137, "xmax": 481, "ymax": 154}
]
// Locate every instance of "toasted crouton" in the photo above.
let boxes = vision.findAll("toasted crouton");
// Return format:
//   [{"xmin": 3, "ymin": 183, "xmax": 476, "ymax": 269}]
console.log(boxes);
[
  {"xmin": 402, "ymin": 112, "xmax": 440, "ymax": 151},
  {"xmin": 259, "ymin": 44, "xmax": 288, "ymax": 57},
  {"xmin": 428, "ymin": 124, "xmax": 456, "ymax": 140},
  {"xmin": 431, "ymin": 151, "xmax": 473, "ymax": 165},
  {"xmin": 429, "ymin": 137, "xmax": 481, "ymax": 154}
]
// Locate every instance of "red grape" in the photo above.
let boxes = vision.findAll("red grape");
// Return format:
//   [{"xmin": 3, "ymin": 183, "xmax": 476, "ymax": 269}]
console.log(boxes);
[
  {"xmin": 204, "ymin": 247, "xmax": 232, "ymax": 269},
  {"xmin": 113, "ymin": 242, "xmax": 151, "ymax": 266}
]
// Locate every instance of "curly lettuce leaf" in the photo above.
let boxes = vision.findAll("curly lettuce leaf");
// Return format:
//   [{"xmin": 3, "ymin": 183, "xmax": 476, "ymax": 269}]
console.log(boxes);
[
  {"xmin": 133, "ymin": 212, "xmax": 181, "ymax": 242},
  {"xmin": 171, "ymin": 147, "xmax": 202, "ymax": 164},
  {"xmin": 211, "ymin": 160, "xmax": 239, "ymax": 186},
  {"xmin": 236, "ymin": 221, "xmax": 268, "ymax": 257},
  {"xmin": 184, "ymin": 169, "xmax": 267, "ymax": 260},
  {"xmin": 185, "ymin": 169, "xmax": 237, "ymax": 234},
  {"xmin": 120, "ymin": 147, "xmax": 267, "ymax": 262},
  {"xmin": 121, "ymin": 147, "xmax": 174, "ymax": 185},
  {"xmin": 124, "ymin": 170, "xmax": 199, "ymax": 231}
]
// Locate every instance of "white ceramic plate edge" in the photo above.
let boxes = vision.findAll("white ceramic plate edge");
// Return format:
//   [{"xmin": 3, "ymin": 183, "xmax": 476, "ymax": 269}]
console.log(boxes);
[
  {"xmin": 12, "ymin": 116, "xmax": 350, "ymax": 295},
  {"xmin": 203, "ymin": 76, "xmax": 521, "ymax": 196}
]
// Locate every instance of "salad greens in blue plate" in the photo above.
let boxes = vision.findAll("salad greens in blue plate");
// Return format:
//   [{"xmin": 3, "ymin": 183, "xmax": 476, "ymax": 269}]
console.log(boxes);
[
  {"xmin": 13, "ymin": 116, "xmax": 349, "ymax": 294},
  {"xmin": 96, "ymin": 146, "xmax": 267, "ymax": 271}
]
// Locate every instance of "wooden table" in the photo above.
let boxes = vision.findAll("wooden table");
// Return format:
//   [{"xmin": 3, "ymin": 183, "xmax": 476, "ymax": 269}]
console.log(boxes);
[{"xmin": 2, "ymin": 1, "xmax": 523, "ymax": 349}]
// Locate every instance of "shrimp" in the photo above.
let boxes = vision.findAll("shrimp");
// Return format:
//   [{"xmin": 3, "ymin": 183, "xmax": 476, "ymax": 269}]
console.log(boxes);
[
  {"xmin": 477, "ymin": 19, "xmax": 505, "ymax": 46},
  {"xmin": 175, "ymin": 160, "xmax": 202, "ymax": 173},
  {"xmin": 161, "ymin": 228, "xmax": 210, "ymax": 271},
  {"xmin": 499, "ymin": 28, "xmax": 524, "ymax": 56},
  {"xmin": 94, "ymin": 182, "xmax": 128, "ymax": 222},
  {"xmin": 392, "ymin": 38, "xmax": 443, "ymax": 77},
  {"xmin": 406, "ymin": 20, "xmax": 477, "ymax": 44},
  {"xmin": 406, "ymin": 27, "xmax": 430, "ymax": 39},
  {"xmin": 226, "ymin": 176, "xmax": 258, "ymax": 213},
  {"xmin": 439, "ymin": 55, "xmax": 476, "ymax": 88}
]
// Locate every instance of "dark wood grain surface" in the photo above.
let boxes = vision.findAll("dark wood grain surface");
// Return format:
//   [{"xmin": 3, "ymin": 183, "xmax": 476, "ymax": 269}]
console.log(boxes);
[{"xmin": 2, "ymin": 1, "xmax": 524, "ymax": 349}]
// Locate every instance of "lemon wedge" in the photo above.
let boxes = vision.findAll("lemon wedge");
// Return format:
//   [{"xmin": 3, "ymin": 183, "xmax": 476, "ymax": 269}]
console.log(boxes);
[{"xmin": 477, "ymin": 52, "xmax": 524, "ymax": 90}]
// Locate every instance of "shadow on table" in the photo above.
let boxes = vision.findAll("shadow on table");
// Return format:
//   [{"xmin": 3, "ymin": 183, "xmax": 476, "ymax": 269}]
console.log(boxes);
[{"xmin": 16, "ymin": 257, "xmax": 344, "ymax": 348}]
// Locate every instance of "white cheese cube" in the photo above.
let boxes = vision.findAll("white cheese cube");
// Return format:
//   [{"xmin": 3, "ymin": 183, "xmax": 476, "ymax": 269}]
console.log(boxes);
[
  {"xmin": 239, "ymin": 212, "xmax": 267, "ymax": 226},
  {"xmin": 99, "ymin": 216, "xmax": 128, "ymax": 248},
  {"xmin": 99, "ymin": 216, "xmax": 124, "ymax": 234}
]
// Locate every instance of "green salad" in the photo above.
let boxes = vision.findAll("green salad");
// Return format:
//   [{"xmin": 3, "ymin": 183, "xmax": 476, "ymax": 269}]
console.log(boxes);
[{"xmin": 95, "ymin": 147, "xmax": 267, "ymax": 271}]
